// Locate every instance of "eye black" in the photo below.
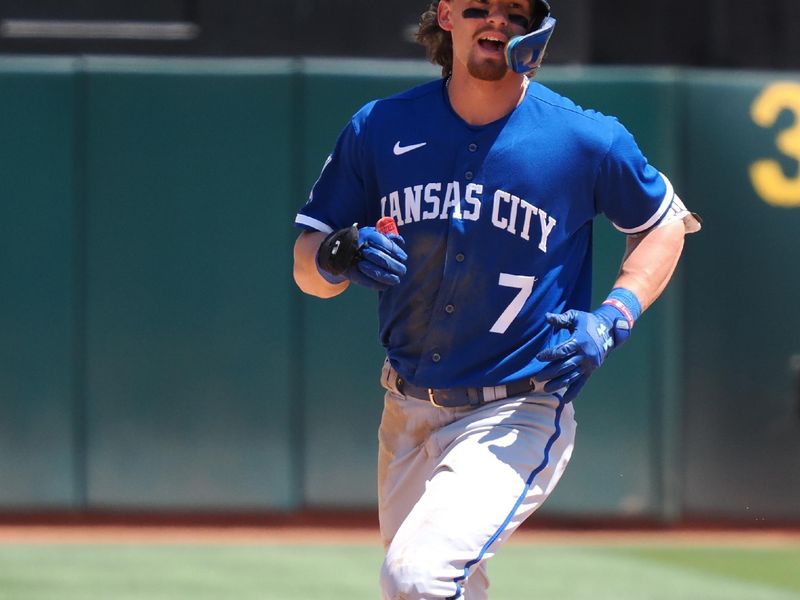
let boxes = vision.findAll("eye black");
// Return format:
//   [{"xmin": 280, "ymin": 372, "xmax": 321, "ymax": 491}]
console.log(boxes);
[
  {"xmin": 463, "ymin": 8, "xmax": 489, "ymax": 19},
  {"xmin": 463, "ymin": 7, "xmax": 530, "ymax": 29},
  {"xmin": 509, "ymin": 14, "xmax": 530, "ymax": 28}
]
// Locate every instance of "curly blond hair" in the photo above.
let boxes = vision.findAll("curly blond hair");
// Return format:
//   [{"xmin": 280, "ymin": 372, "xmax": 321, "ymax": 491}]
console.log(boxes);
[{"xmin": 416, "ymin": 1, "xmax": 453, "ymax": 77}]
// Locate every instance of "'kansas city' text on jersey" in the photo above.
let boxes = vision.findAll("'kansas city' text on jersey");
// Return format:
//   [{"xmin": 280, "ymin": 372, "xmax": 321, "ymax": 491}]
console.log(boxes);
[{"xmin": 295, "ymin": 79, "xmax": 676, "ymax": 389}]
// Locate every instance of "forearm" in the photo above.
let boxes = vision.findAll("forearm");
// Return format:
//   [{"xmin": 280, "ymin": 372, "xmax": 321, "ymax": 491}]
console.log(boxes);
[
  {"xmin": 293, "ymin": 231, "xmax": 350, "ymax": 298},
  {"xmin": 613, "ymin": 220, "xmax": 686, "ymax": 311}
]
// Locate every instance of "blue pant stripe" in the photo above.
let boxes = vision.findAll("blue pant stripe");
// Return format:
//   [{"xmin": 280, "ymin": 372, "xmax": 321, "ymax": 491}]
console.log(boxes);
[{"xmin": 448, "ymin": 394, "xmax": 566, "ymax": 598}]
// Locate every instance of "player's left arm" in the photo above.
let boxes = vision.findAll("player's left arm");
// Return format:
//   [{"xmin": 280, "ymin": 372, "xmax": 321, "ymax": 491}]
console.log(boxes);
[
  {"xmin": 536, "ymin": 120, "xmax": 700, "ymax": 401},
  {"xmin": 535, "ymin": 219, "xmax": 687, "ymax": 402},
  {"xmin": 614, "ymin": 218, "xmax": 685, "ymax": 311}
]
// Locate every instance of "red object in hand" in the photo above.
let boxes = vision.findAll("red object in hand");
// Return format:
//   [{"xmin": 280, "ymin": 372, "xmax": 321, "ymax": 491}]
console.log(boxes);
[{"xmin": 376, "ymin": 216, "xmax": 399, "ymax": 236}]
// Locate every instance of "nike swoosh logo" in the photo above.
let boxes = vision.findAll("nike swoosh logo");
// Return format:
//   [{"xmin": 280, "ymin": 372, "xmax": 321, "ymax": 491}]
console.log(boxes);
[{"xmin": 393, "ymin": 141, "xmax": 427, "ymax": 156}]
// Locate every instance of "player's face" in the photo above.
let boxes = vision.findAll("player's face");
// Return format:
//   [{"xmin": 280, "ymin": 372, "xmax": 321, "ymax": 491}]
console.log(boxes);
[{"xmin": 439, "ymin": 0, "xmax": 532, "ymax": 81}]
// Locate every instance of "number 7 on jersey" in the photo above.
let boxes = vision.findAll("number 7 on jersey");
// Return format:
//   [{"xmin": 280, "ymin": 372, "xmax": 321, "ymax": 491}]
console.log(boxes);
[{"xmin": 490, "ymin": 273, "xmax": 537, "ymax": 334}]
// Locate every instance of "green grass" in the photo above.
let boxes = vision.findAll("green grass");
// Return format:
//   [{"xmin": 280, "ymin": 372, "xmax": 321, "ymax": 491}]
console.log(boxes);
[
  {"xmin": 491, "ymin": 545, "xmax": 800, "ymax": 600},
  {"xmin": 0, "ymin": 542, "xmax": 798, "ymax": 600},
  {"xmin": 0, "ymin": 545, "xmax": 383, "ymax": 600}
]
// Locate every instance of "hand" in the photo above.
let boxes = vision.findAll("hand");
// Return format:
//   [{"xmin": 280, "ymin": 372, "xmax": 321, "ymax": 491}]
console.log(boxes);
[
  {"xmin": 534, "ymin": 305, "xmax": 630, "ymax": 403},
  {"xmin": 347, "ymin": 227, "xmax": 407, "ymax": 291},
  {"xmin": 316, "ymin": 225, "xmax": 407, "ymax": 291}
]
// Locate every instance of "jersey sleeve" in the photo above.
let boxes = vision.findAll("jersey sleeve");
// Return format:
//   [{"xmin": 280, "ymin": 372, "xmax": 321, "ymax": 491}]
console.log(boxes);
[
  {"xmin": 294, "ymin": 114, "xmax": 370, "ymax": 233},
  {"xmin": 594, "ymin": 120, "xmax": 675, "ymax": 234}
]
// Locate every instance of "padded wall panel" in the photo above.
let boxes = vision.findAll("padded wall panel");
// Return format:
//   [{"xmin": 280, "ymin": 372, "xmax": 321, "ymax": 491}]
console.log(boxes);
[
  {"xmin": 82, "ymin": 58, "xmax": 297, "ymax": 509},
  {"xmin": 681, "ymin": 71, "xmax": 800, "ymax": 519},
  {"xmin": 0, "ymin": 58, "xmax": 81, "ymax": 507}
]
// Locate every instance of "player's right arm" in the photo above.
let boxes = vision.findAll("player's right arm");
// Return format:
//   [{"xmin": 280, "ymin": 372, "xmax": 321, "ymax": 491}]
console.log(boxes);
[
  {"xmin": 293, "ymin": 231, "xmax": 350, "ymax": 299},
  {"xmin": 294, "ymin": 224, "xmax": 408, "ymax": 298},
  {"xmin": 294, "ymin": 105, "xmax": 407, "ymax": 298}
]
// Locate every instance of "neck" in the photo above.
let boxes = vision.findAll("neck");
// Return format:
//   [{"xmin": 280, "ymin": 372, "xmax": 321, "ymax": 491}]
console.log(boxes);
[{"xmin": 446, "ymin": 67, "xmax": 529, "ymax": 126}]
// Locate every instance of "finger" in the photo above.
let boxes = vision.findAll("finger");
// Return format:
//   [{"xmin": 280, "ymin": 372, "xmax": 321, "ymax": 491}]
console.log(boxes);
[
  {"xmin": 361, "ymin": 228, "xmax": 408, "ymax": 262},
  {"xmin": 361, "ymin": 246, "xmax": 407, "ymax": 277},
  {"xmin": 358, "ymin": 260, "xmax": 401, "ymax": 286},
  {"xmin": 386, "ymin": 233, "xmax": 406, "ymax": 250},
  {"xmin": 544, "ymin": 310, "xmax": 578, "ymax": 331},
  {"xmin": 535, "ymin": 355, "xmax": 582, "ymax": 381},
  {"xmin": 543, "ymin": 369, "xmax": 583, "ymax": 393},
  {"xmin": 347, "ymin": 267, "xmax": 391, "ymax": 291},
  {"xmin": 562, "ymin": 376, "xmax": 589, "ymax": 403},
  {"xmin": 536, "ymin": 338, "xmax": 578, "ymax": 362}
]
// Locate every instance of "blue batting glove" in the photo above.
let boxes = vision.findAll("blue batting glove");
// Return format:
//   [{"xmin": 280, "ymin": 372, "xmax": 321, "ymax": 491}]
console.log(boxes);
[
  {"xmin": 535, "ymin": 289, "xmax": 641, "ymax": 403},
  {"xmin": 345, "ymin": 227, "xmax": 407, "ymax": 291}
]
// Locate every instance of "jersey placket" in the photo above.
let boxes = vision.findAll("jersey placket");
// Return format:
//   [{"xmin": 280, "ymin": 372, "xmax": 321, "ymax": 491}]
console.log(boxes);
[{"xmin": 414, "ymin": 130, "xmax": 490, "ymax": 384}]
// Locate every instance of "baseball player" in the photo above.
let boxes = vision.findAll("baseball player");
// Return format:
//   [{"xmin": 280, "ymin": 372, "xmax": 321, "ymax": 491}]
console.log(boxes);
[{"xmin": 293, "ymin": 0, "xmax": 700, "ymax": 598}]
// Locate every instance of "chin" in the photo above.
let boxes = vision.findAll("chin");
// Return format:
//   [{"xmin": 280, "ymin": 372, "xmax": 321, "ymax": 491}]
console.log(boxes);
[{"xmin": 466, "ymin": 56, "xmax": 509, "ymax": 81}]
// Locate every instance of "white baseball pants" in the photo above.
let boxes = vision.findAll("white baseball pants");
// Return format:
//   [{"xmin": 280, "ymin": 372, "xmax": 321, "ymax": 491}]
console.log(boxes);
[{"xmin": 377, "ymin": 366, "xmax": 576, "ymax": 600}]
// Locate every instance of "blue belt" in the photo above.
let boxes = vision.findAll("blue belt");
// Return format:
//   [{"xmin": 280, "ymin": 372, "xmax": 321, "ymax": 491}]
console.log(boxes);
[{"xmin": 386, "ymin": 365, "xmax": 538, "ymax": 408}]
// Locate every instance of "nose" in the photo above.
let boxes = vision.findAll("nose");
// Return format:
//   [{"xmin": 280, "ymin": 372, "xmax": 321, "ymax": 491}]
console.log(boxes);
[{"xmin": 485, "ymin": 4, "xmax": 509, "ymax": 27}]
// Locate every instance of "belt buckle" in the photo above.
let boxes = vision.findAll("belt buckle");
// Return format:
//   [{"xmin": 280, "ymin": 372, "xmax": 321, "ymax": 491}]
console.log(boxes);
[{"xmin": 427, "ymin": 388, "xmax": 444, "ymax": 408}]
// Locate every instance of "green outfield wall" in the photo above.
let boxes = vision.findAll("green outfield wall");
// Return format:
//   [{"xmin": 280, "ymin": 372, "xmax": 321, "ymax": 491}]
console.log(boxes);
[{"xmin": 0, "ymin": 57, "xmax": 798, "ymax": 520}]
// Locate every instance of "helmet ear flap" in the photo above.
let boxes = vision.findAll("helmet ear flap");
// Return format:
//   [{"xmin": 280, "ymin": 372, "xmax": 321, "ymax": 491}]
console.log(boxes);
[
  {"xmin": 505, "ymin": 12, "xmax": 556, "ymax": 75},
  {"xmin": 531, "ymin": 0, "xmax": 551, "ymax": 30}
]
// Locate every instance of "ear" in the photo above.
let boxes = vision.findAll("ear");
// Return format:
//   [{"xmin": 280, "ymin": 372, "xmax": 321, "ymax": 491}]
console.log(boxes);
[{"xmin": 437, "ymin": 0, "xmax": 454, "ymax": 32}]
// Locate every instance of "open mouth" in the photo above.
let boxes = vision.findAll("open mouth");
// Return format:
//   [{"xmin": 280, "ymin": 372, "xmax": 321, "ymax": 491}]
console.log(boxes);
[{"xmin": 477, "ymin": 35, "xmax": 506, "ymax": 53}]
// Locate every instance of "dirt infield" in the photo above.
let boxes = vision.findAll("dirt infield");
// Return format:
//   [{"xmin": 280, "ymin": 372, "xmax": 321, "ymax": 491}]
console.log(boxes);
[
  {"xmin": 1, "ymin": 525, "xmax": 799, "ymax": 547},
  {"xmin": 1, "ymin": 510, "xmax": 798, "ymax": 546}
]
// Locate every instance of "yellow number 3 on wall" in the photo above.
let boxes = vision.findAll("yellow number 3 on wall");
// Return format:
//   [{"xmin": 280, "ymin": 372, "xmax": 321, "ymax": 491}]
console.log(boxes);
[{"xmin": 750, "ymin": 81, "xmax": 800, "ymax": 207}]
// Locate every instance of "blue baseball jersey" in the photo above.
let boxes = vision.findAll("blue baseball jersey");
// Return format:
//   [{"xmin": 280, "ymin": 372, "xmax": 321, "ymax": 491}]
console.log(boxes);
[{"xmin": 295, "ymin": 79, "xmax": 676, "ymax": 389}]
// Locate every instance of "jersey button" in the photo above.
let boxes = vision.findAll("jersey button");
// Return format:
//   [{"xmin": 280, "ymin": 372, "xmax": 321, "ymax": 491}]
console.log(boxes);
[
  {"xmin": 432, "ymin": 352, "xmax": 442, "ymax": 363},
  {"xmin": 445, "ymin": 304, "xmax": 455, "ymax": 314},
  {"xmin": 468, "ymin": 143, "xmax": 478, "ymax": 152},
  {"xmin": 465, "ymin": 171, "xmax": 474, "ymax": 180},
  {"xmin": 455, "ymin": 253, "xmax": 465, "ymax": 262}
]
